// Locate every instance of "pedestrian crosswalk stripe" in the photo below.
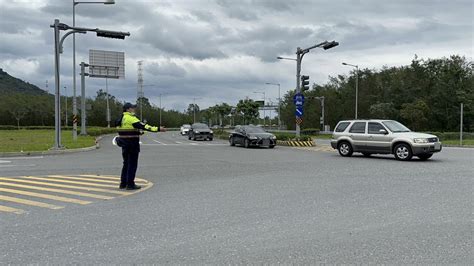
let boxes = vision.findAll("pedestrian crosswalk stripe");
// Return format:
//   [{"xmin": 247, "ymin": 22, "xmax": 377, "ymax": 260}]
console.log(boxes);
[
  {"xmin": 47, "ymin": 175, "xmax": 124, "ymax": 184},
  {"xmin": 0, "ymin": 182, "xmax": 116, "ymax": 199},
  {"xmin": 13, "ymin": 176, "xmax": 118, "ymax": 188},
  {"xmin": 78, "ymin": 174, "xmax": 148, "ymax": 183},
  {"xmin": 0, "ymin": 178, "xmax": 128, "ymax": 196},
  {"xmin": 0, "ymin": 175, "xmax": 152, "ymax": 215},
  {"xmin": 0, "ymin": 205, "xmax": 25, "ymax": 214},
  {"xmin": 0, "ymin": 195, "xmax": 63, "ymax": 210},
  {"xmin": 0, "ymin": 187, "xmax": 92, "ymax": 205},
  {"xmin": 48, "ymin": 175, "xmax": 146, "ymax": 185}
]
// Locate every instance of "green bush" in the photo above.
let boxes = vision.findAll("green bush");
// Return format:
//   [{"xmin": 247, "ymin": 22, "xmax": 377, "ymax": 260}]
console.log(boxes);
[
  {"xmin": 273, "ymin": 132, "xmax": 312, "ymax": 141},
  {"xmin": 86, "ymin": 127, "xmax": 118, "ymax": 136},
  {"xmin": 425, "ymin": 132, "xmax": 474, "ymax": 140},
  {"xmin": 301, "ymin": 128, "xmax": 320, "ymax": 135}
]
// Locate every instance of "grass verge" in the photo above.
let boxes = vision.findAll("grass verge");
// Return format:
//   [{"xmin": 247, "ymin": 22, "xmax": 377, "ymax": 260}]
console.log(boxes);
[
  {"xmin": 0, "ymin": 130, "xmax": 97, "ymax": 152},
  {"xmin": 442, "ymin": 139, "xmax": 474, "ymax": 146}
]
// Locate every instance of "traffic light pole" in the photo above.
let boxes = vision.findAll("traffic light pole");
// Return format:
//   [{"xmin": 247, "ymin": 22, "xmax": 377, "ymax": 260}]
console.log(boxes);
[
  {"xmin": 294, "ymin": 40, "xmax": 338, "ymax": 138},
  {"xmin": 296, "ymin": 48, "xmax": 302, "ymax": 137}
]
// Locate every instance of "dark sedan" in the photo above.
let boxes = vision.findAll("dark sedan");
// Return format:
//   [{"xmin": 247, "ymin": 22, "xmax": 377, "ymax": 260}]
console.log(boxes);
[
  {"xmin": 188, "ymin": 123, "xmax": 214, "ymax": 141},
  {"xmin": 229, "ymin": 125, "xmax": 276, "ymax": 148}
]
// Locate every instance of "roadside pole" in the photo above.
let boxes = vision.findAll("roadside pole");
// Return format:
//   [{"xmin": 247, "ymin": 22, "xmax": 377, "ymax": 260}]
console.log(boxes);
[{"xmin": 460, "ymin": 103, "xmax": 463, "ymax": 145}]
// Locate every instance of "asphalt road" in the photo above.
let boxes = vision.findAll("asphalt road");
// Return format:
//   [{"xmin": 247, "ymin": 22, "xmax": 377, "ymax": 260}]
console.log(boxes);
[{"xmin": 1, "ymin": 131, "xmax": 472, "ymax": 264}]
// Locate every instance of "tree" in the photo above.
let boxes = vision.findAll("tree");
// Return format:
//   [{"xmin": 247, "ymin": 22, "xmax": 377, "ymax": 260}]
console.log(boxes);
[
  {"xmin": 236, "ymin": 99, "xmax": 260, "ymax": 124},
  {"xmin": 10, "ymin": 108, "xmax": 28, "ymax": 129},
  {"xmin": 369, "ymin": 103, "xmax": 397, "ymax": 119},
  {"xmin": 400, "ymin": 100, "xmax": 430, "ymax": 131}
]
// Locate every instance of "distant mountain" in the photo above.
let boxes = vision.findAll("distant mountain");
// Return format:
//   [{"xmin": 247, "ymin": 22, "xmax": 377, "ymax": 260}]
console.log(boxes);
[{"xmin": 0, "ymin": 68, "xmax": 48, "ymax": 95}]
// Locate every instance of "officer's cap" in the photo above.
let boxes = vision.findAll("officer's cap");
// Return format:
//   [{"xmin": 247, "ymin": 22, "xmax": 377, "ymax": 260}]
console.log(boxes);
[{"xmin": 123, "ymin": 102, "xmax": 137, "ymax": 111}]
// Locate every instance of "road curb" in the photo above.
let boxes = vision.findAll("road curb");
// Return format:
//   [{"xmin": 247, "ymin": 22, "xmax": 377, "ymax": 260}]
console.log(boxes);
[
  {"xmin": 0, "ymin": 136, "xmax": 102, "ymax": 158},
  {"xmin": 277, "ymin": 140, "xmax": 315, "ymax": 147}
]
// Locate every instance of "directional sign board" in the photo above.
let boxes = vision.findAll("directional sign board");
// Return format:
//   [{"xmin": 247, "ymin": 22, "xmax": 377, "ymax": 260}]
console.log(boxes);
[
  {"xmin": 295, "ymin": 106, "xmax": 304, "ymax": 117},
  {"xmin": 293, "ymin": 93, "xmax": 305, "ymax": 106}
]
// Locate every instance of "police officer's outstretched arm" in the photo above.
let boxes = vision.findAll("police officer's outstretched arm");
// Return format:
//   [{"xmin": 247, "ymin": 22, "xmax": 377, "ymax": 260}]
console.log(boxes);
[{"xmin": 130, "ymin": 117, "xmax": 166, "ymax": 132}]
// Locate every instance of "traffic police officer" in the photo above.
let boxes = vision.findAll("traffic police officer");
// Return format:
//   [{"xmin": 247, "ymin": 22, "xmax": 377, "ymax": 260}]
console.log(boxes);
[{"xmin": 117, "ymin": 102, "xmax": 164, "ymax": 190}]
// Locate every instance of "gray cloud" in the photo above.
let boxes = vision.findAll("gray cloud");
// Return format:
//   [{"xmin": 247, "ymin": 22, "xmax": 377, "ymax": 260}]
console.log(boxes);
[{"xmin": 0, "ymin": 0, "xmax": 471, "ymax": 112}]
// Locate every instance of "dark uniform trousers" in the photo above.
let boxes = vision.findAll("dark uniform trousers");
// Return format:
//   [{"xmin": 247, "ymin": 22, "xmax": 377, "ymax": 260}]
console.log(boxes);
[{"xmin": 120, "ymin": 138, "xmax": 140, "ymax": 186}]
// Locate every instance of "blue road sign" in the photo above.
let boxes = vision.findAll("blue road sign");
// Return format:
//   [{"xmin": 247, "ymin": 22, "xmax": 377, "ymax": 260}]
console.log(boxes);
[
  {"xmin": 293, "ymin": 93, "xmax": 305, "ymax": 106},
  {"xmin": 295, "ymin": 106, "xmax": 303, "ymax": 117}
]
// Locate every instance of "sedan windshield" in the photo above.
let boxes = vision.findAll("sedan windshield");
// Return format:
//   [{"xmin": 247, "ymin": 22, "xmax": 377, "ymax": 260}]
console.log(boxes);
[
  {"xmin": 244, "ymin": 126, "xmax": 266, "ymax": 133},
  {"xmin": 382, "ymin": 121, "xmax": 411, "ymax": 133},
  {"xmin": 193, "ymin": 123, "xmax": 209, "ymax": 129}
]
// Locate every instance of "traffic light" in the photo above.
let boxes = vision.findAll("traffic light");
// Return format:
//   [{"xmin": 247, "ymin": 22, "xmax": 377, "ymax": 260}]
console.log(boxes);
[
  {"xmin": 301, "ymin": 75, "xmax": 310, "ymax": 91},
  {"xmin": 96, "ymin": 30, "xmax": 129, "ymax": 39}
]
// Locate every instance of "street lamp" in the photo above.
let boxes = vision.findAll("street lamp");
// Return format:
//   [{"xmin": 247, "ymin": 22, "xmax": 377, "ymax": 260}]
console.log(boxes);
[
  {"xmin": 253, "ymin": 91, "xmax": 266, "ymax": 127},
  {"xmin": 51, "ymin": 19, "xmax": 129, "ymax": 149},
  {"xmin": 72, "ymin": 0, "xmax": 116, "ymax": 140},
  {"xmin": 276, "ymin": 56, "xmax": 297, "ymax": 61},
  {"xmin": 265, "ymin": 82, "xmax": 281, "ymax": 129},
  {"xmin": 342, "ymin": 62, "xmax": 359, "ymax": 119},
  {"xmin": 279, "ymin": 40, "xmax": 338, "ymax": 136}
]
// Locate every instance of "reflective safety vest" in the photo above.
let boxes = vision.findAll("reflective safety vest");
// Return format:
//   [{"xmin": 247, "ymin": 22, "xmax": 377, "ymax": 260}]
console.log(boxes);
[{"xmin": 117, "ymin": 112, "xmax": 158, "ymax": 137}]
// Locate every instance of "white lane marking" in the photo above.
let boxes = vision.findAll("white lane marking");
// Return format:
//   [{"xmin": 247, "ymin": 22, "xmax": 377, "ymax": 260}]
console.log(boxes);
[
  {"xmin": 0, "ymin": 160, "xmax": 12, "ymax": 164},
  {"xmin": 0, "ymin": 164, "xmax": 36, "ymax": 168},
  {"xmin": 175, "ymin": 141, "xmax": 183, "ymax": 144},
  {"xmin": 153, "ymin": 139, "xmax": 168, "ymax": 145},
  {"xmin": 0, "ymin": 156, "xmax": 44, "ymax": 160}
]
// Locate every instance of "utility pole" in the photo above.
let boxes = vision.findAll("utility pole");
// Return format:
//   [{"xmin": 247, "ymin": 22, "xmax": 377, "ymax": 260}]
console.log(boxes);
[
  {"xmin": 192, "ymin": 97, "xmax": 201, "ymax": 124},
  {"xmin": 315, "ymin": 96, "xmax": 325, "ymax": 131},
  {"xmin": 80, "ymin": 62, "xmax": 88, "ymax": 135},
  {"xmin": 159, "ymin": 93, "xmax": 163, "ymax": 126},
  {"xmin": 137, "ymin": 61, "xmax": 144, "ymax": 120},
  {"xmin": 64, "ymin": 86, "xmax": 68, "ymax": 127},
  {"xmin": 460, "ymin": 103, "xmax": 464, "ymax": 145}
]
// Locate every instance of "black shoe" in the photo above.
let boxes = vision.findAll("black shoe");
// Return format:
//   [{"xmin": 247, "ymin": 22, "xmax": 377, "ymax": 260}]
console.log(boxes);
[
  {"xmin": 119, "ymin": 183, "xmax": 126, "ymax": 189},
  {"xmin": 126, "ymin": 185, "xmax": 142, "ymax": 190}
]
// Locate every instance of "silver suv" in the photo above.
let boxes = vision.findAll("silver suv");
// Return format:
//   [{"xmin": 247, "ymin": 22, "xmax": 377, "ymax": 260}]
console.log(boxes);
[{"xmin": 330, "ymin": 120, "xmax": 442, "ymax": 161}]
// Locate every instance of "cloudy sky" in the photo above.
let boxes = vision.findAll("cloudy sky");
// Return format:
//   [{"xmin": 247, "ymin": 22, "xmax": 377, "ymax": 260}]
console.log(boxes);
[{"xmin": 0, "ymin": 0, "xmax": 472, "ymax": 112}]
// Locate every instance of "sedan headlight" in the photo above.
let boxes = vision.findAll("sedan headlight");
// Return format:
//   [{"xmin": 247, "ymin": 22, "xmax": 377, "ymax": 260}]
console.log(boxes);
[
  {"xmin": 271, "ymin": 135, "xmax": 277, "ymax": 139},
  {"xmin": 210, "ymin": 130, "xmax": 213, "ymax": 134},
  {"xmin": 249, "ymin": 136, "xmax": 258, "ymax": 140},
  {"xmin": 414, "ymin": 138, "xmax": 429, "ymax": 143},
  {"xmin": 195, "ymin": 130, "xmax": 200, "ymax": 134}
]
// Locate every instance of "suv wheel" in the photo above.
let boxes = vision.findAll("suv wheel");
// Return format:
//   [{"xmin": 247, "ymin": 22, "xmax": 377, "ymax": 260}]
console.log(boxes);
[
  {"xmin": 394, "ymin": 143, "xmax": 413, "ymax": 161},
  {"xmin": 230, "ymin": 137, "xmax": 235, "ymax": 146},
  {"xmin": 418, "ymin": 154, "xmax": 433, "ymax": 161},
  {"xmin": 338, "ymin": 141, "xmax": 353, "ymax": 157}
]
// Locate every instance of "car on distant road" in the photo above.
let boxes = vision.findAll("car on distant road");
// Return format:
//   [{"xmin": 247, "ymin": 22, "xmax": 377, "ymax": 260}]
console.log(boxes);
[
  {"xmin": 229, "ymin": 125, "xmax": 276, "ymax": 148},
  {"xmin": 330, "ymin": 119, "xmax": 442, "ymax": 161},
  {"xmin": 188, "ymin": 123, "xmax": 213, "ymax": 141},
  {"xmin": 180, "ymin": 124, "xmax": 191, "ymax": 135}
]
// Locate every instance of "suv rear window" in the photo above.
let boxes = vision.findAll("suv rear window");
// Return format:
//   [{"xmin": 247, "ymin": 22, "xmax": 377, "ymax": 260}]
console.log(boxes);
[
  {"xmin": 349, "ymin": 122, "xmax": 366, "ymax": 133},
  {"xmin": 335, "ymin": 122, "xmax": 350, "ymax": 132}
]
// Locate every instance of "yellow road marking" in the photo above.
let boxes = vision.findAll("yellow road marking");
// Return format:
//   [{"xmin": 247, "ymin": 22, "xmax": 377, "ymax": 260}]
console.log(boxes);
[
  {"xmin": 0, "ymin": 179, "xmax": 128, "ymax": 196},
  {"xmin": 0, "ymin": 182, "xmax": 116, "ymax": 199},
  {"xmin": 0, "ymin": 205, "xmax": 25, "ymax": 214},
  {"xmin": 79, "ymin": 174, "xmax": 148, "ymax": 183},
  {"xmin": 48, "ymin": 175, "xmax": 148, "ymax": 185},
  {"xmin": 13, "ymin": 176, "xmax": 118, "ymax": 188},
  {"xmin": 0, "ymin": 187, "xmax": 91, "ymax": 205},
  {"xmin": 0, "ymin": 195, "xmax": 63, "ymax": 209}
]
